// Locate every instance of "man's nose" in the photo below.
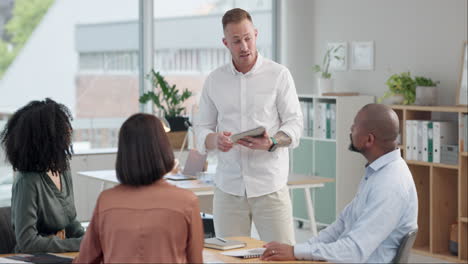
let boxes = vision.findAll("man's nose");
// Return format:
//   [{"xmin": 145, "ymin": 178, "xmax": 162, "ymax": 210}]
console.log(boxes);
[{"xmin": 240, "ymin": 41, "xmax": 248, "ymax": 51}]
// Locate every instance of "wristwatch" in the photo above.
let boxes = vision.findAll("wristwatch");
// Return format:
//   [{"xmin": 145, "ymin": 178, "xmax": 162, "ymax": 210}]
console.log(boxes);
[{"xmin": 268, "ymin": 137, "xmax": 278, "ymax": 152}]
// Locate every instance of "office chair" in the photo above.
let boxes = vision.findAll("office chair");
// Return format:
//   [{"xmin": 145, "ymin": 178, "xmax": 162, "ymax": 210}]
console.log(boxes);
[
  {"xmin": 393, "ymin": 229, "xmax": 418, "ymax": 264},
  {"xmin": 0, "ymin": 207, "xmax": 16, "ymax": 254}
]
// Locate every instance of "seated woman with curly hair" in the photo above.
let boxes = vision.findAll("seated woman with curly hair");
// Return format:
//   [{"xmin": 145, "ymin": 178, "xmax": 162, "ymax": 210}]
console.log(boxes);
[
  {"xmin": 74, "ymin": 113, "xmax": 203, "ymax": 263},
  {"xmin": 0, "ymin": 98, "xmax": 84, "ymax": 253}
]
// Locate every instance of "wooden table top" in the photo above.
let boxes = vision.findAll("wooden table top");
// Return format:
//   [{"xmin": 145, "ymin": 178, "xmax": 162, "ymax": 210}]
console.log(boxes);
[{"xmin": 0, "ymin": 237, "xmax": 324, "ymax": 263}]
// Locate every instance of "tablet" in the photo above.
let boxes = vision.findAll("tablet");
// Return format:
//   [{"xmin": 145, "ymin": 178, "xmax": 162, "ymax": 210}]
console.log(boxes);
[{"xmin": 230, "ymin": 126, "xmax": 266, "ymax": 143}]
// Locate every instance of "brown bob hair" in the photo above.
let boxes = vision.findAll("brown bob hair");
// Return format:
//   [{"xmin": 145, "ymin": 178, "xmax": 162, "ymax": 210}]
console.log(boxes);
[
  {"xmin": 116, "ymin": 113, "xmax": 174, "ymax": 186},
  {"xmin": 222, "ymin": 8, "xmax": 253, "ymax": 30}
]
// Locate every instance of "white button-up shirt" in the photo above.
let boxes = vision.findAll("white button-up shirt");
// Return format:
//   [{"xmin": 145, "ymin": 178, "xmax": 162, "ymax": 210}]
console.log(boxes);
[
  {"xmin": 294, "ymin": 149, "xmax": 418, "ymax": 263},
  {"xmin": 194, "ymin": 54, "xmax": 303, "ymax": 198}
]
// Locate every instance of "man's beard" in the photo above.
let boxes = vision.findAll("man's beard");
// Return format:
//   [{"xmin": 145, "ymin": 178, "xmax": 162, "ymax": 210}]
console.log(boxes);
[{"xmin": 348, "ymin": 134, "xmax": 361, "ymax": 153}]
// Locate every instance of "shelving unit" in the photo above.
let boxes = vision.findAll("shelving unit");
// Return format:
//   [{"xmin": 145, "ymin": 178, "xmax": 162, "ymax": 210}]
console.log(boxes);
[
  {"xmin": 290, "ymin": 95, "xmax": 374, "ymax": 225},
  {"xmin": 391, "ymin": 104, "xmax": 468, "ymax": 263}
]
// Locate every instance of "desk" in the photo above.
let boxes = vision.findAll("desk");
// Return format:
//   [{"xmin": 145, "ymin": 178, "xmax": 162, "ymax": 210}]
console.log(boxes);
[
  {"xmin": 77, "ymin": 170, "xmax": 333, "ymax": 235},
  {"xmin": 77, "ymin": 170, "xmax": 214, "ymax": 196},
  {"xmin": 0, "ymin": 237, "xmax": 323, "ymax": 263},
  {"xmin": 288, "ymin": 174, "xmax": 334, "ymax": 236}
]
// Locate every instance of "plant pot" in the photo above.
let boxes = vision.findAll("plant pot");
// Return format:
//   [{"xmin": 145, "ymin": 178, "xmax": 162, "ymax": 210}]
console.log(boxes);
[
  {"xmin": 166, "ymin": 116, "xmax": 189, "ymax": 132},
  {"xmin": 317, "ymin": 78, "xmax": 333, "ymax": 95},
  {"xmin": 415, "ymin": 86, "xmax": 437, "ymax": 106},
  {"xmin": 382, "ymin": 94, "xmax": 405, "ymax": 105},
  {"xmin": 167, "ymin": 131, "xmax": 187, "ymax": 150}
]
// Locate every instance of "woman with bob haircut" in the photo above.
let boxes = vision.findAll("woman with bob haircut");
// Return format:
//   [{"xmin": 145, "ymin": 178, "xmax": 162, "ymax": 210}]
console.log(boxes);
[
  {"xmin": 75, "ymin": 113, "xmax": 203, "ymax": 263},
  {"xmin": 0, "ymin": 98, "xmax": 84, "ymax": 253}
]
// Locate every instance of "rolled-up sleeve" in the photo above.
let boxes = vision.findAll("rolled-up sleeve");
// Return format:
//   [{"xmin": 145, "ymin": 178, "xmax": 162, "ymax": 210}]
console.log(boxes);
[
  {"xmin": 194, "ymin": 75, "xmax": 218, "ymax": 154},
  {"xmin": 275, "ymin": 69, "xmax": 303, "ymax": 148}
]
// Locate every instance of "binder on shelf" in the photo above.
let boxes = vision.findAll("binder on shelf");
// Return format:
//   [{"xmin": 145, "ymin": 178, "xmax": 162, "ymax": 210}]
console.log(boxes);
[
  {"xmin": 440, "ymin": 144, "xmax": 459, "ymax": 165},
  {"xmin": 417, "ymin": 121, "xmax": 423, "ymax": 161},
  {"xmin": 314, "ymin": 103, "xmax": 326, "ymax": 139},
  {"xmin": 308, "ymin": 102, "xmax": 314, "ymax": 137},
  {"xmin": 405, "ymin": 120, "xmax": 413, "ymax": 160},
  {"xmin": 320, "ymin": 103, "xmax": 327, "ymax": 139},
  {"xmin": 411, "ymin": 120, "xmax": 418, "ymax": 161},
  {"xmin": 428, "ymin": 122, "xmax": 434, "ymax": 162},
  {"xmin": 422, "ymin": 121, "xmax": 429, "ymax": 162},
  {"xmin": 433, "ymin": 121, "xmax": 457, "ymax": 163},
  {"xmin": 330, "ymin": 103, "xmax": 337, "ymax": 139}
]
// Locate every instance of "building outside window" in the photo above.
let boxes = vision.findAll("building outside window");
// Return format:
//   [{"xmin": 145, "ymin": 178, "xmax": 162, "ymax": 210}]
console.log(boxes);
[{"xmin": 0, "ymin": 0, "xmax": 274, "ymax": 207}]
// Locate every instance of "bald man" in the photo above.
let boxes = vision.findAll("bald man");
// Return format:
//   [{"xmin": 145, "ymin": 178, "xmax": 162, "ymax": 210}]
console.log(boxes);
[{"xmin": 261, "ymin": 104, "xmax": 418, "ymax": 263}]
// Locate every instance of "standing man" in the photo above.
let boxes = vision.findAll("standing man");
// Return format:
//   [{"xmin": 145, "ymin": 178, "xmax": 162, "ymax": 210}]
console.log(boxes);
[
  {"xmin": 261, "ymin": 104, "xmax": 418, "ymax": 263},
  {"xmin": 194, "ymin": 8, "xmax": 303, "ymax": 244}
]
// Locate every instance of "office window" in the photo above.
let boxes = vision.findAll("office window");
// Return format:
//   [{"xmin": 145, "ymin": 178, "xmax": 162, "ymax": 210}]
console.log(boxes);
[
  {"xmin": 153, "ymin": 0, "xmax": 274, "ymax": 116},
  {"xmin": 0, "ymin": 0, "xmax": 140, "ymax": 206}
]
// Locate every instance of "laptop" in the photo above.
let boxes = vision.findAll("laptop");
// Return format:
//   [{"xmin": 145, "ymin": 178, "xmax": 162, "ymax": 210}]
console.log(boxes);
[{"xmin": 164, "ymin": 149, "xmax": 207, "ymax": 181}]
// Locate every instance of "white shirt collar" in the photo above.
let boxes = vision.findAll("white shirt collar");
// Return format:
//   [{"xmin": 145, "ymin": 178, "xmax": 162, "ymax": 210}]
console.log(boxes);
[
  {"xmin": 229, "ymin": 51, "xmax": 263, "ymax": 76},
  {"xmin": 368, "ymin": 148, "xmax": 402, "ymax": 172}
]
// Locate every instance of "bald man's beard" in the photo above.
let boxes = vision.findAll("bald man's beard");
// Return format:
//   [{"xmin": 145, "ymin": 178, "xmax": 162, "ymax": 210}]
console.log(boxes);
[{"xmin": 348, "ymin": 134, "xmax": 362, "ymax": 153}]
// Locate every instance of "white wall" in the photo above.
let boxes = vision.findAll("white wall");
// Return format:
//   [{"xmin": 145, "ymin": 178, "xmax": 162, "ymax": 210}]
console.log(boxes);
[{"xmin": 281, "ymin": 0, "xmax": 467, "ymax": 106}]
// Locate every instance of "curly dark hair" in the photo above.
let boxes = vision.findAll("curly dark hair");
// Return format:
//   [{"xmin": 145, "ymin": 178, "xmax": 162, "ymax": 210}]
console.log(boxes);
[{"xmin": 0, "ymin": 98, "xmax": 73, "ymax": 174}]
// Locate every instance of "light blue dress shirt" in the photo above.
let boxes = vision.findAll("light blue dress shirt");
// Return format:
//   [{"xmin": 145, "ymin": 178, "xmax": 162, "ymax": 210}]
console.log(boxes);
[{"xmin": 294, "ymin": 149, "xmax": 418, "ymax": 263}]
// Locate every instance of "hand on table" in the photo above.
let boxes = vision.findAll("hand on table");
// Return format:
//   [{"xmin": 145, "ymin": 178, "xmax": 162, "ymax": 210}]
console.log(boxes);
[
  {"xmin": 49, "ymin": 229, "xmax": 66, "ymax": 240},
  {"xmin": 260, "ymin": 241, "xmax": 296, "ymax": 261}
]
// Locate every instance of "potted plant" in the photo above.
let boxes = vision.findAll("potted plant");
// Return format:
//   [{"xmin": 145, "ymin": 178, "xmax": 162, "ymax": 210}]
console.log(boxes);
[
  {"xmin": 414, "ymin": 76, "xmax": 439, "ymax": 105},
  {"xmin": 139, "ymin": 69, "xmax": 192, "ymax": 131},
  {"xmin": 379, "ymin": 72, "xmax": 416, "ymax": 105},
  {"xmin": 313, "ymin": 45, "xmax": 344, "ymax": 95}
]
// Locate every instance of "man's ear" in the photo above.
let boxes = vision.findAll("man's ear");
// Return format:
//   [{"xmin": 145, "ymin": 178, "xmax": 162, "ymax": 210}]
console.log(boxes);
[
  {"xmin": 222, "ymin": 38, "xmax": 228, "ymax": 48},
  {"xmin": 254, "ymin": 28, "xmax": 258, "ymax": 38},
  {"xmin": 366, "ymin": 133, "xmax": 375, "ymax": 147}
]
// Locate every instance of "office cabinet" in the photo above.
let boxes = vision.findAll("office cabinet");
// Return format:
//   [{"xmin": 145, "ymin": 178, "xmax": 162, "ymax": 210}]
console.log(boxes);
[{"xmin": 291, "ymin": 95, "xmax": 374, "ymax": 226}]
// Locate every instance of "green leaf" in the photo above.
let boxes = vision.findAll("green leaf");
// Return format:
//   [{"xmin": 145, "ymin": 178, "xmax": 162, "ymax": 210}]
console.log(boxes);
[
  {"xmin": 312, "ymin": 65, "xmax": 321, "ymax": 73},
  {"xmin": 0, "ymin": 0, "xmax": 55, "ymax": 77},
  {"xmin": 139, "ymin": 69, "xmax": 193, "ymax": 118}
]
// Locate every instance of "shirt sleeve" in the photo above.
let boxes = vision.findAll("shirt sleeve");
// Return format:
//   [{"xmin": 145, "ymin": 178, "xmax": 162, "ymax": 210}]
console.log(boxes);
[
  {"xmin": 300, "ymin": 200, "xmax": 354, "ymax": 248},
  {"xmin": 73, "ymin": 195, "xmax": 103, "ymax": 263},
  {"xmin": 12, "ymin": 176, "xmax": 82, "ymax": 253},
  {"xmin": 194, "ymin": 74, "xmax": 218, "ymax": 154},
  {"xmin": 275, "ymin": 68, "xmax": 303, "ymax": 148},
  {"xmin": 186, "ymin": 196, "xmax": 204, "ymax": 263},
  {"xmin": 294, "ymin": 187, "xmax": 405, "ymax": 263}
]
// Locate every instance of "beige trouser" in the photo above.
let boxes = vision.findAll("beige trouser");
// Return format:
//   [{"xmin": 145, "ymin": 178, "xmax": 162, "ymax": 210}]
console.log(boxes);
[{"xmin": 213, "ymin": 186, "xmax": 295, "ymax": 245}]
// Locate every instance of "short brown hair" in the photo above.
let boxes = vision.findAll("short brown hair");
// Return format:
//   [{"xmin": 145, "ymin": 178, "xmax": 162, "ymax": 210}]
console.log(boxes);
[
  {"xmin": 222, "ymin": 8, "xmax": 252, "ymax": 30},
  {"xmin": 116, "ymin": 113, "xmax": 174, "ymax": 186}
]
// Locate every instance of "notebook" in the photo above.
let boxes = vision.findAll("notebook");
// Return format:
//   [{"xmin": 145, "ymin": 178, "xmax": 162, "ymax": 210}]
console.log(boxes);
[
  {"xmin": 204, "ymin": 237, "xmax": 246, "ymax": 250},
  {"xmin": 164, "ymin": 149, "xmax": 207, "ymax": 181},
  {"xmin": 221, "ymin": 248, "xmax": 266, "ymax": 259}
]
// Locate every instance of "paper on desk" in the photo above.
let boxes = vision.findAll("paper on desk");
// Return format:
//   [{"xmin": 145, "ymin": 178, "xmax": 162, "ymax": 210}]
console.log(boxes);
[{"xmin": 0, "ymin": 257, "xmax": 28, "ymax": 263}]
